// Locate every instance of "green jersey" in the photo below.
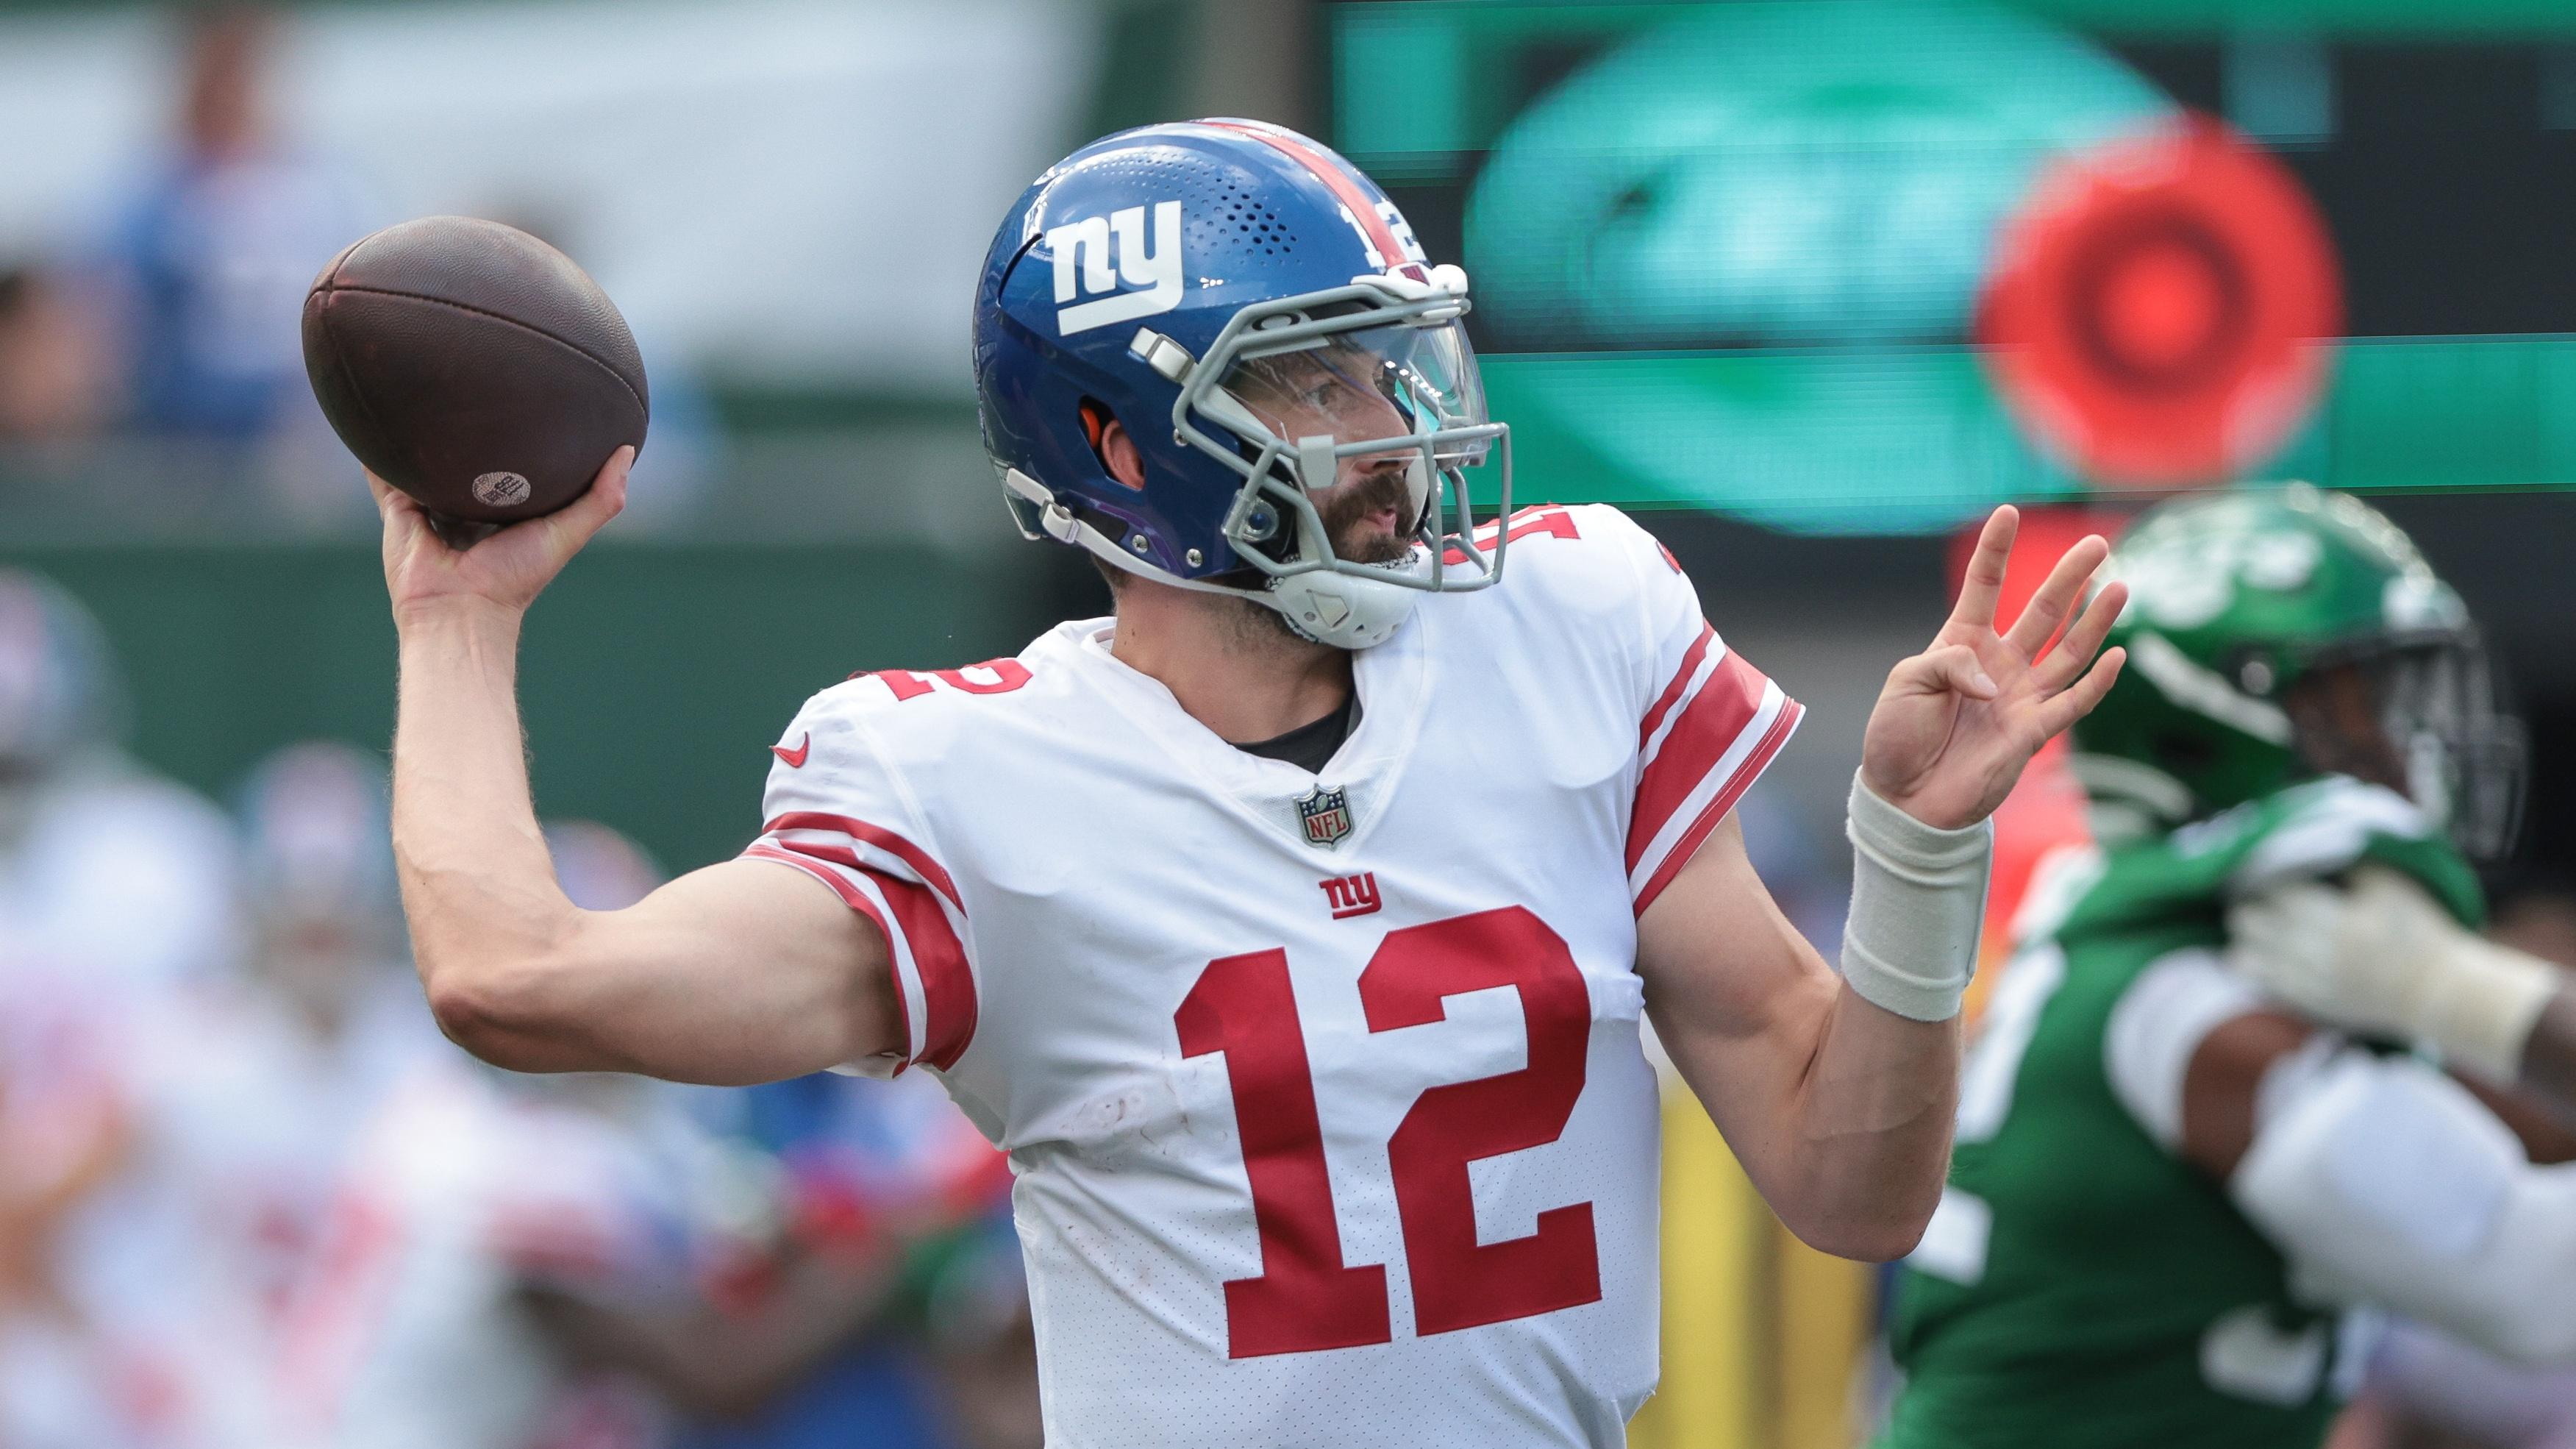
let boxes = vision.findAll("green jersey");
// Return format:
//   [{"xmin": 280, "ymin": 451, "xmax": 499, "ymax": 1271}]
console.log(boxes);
[{"xmin": 1882, "ymin": 776, "xmax": 2483, "ymax": 1449}]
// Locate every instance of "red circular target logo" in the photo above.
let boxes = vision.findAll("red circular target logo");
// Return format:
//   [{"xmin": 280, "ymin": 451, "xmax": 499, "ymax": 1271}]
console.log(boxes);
[{"xmin": 1977, "ymin": 115, "xmax": 2342, "ymax": 488}]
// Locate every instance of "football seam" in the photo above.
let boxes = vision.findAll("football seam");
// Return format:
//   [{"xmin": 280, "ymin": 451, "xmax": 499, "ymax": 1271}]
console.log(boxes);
[
  {"xmin": 317, "ymin": 298, "xmax": 402, "ymax": 478},
  {"xmin": 315, "ymin": 283, "xmax": 648, "ymax": 417}
]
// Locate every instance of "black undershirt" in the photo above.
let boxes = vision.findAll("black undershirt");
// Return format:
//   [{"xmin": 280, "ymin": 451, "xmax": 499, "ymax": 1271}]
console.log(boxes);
[{"xmin": 1234, "ymin": 689, "xmax": 1360, "ymax": 776}]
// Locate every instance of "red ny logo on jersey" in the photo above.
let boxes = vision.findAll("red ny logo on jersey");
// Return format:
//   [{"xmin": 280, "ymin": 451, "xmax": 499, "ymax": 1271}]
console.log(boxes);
[{"xmin": 1318, "ymin": 872, "xmax": 1380, "ymax": 920}]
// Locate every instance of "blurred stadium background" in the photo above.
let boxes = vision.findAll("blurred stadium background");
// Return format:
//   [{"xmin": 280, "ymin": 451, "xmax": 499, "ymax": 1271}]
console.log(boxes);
[{"xmin": 1, "ymin": 1, "xmax": 2572, "ymax": 1447}]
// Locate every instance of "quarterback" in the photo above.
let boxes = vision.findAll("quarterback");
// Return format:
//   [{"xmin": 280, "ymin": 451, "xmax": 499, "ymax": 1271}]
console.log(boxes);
[
  {"xmin": 1884, "ymin": 487, "xmax": 2576, "ymax": 1449},
  {"xmin": 374, "ymin": 121, "xmax": 2122, "ymax": 1446}
]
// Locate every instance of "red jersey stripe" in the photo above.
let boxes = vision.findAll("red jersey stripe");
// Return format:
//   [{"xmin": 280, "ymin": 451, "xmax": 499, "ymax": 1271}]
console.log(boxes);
[
  {"xmin": 1631, "ymin": 699, "xmax": 1803, "ymax": 916},
  {"xmin": 766, "ymin": 835, "xmax": 975, "ymax": 1070},
  {"xmin": 874, "ymin": 871, "xmax": 977, "ymax": 1070},
  {"xmin": 761, "ymin": 811, "xmax": 963, "ymax": 913},
  {"xmin": 1200, "ymin": 119, "xmax": 1410, "ymax": 268},
  {"xmin": 1638, "ymin": 623, "xmax": 1718, "ymax": 753},
  {"xmin": 744, "ymin": 842, "xmax": 916, "ymax": 1066},
  {"xmin": 1627, "ymin": 649, "xmax": 1770, "ymax": 871}
]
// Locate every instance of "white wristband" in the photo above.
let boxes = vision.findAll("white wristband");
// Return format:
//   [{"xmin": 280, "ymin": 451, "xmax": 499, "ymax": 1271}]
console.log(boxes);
[{"xmin": 1841, "ymin": 771, "xmax": 1994, "ymax": 1022}]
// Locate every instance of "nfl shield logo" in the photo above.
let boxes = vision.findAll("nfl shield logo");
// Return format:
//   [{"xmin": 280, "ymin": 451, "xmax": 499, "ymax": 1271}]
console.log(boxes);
[{"xmin": 1295, "ymin": 783, "xmax": 1354, "ymax": 848}]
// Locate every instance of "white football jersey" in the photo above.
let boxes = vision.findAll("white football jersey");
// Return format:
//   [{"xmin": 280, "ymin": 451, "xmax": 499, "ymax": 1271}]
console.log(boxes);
[{"xmin": 746, "ymin": 505, "xmax": 1800, "ymax": 1448}]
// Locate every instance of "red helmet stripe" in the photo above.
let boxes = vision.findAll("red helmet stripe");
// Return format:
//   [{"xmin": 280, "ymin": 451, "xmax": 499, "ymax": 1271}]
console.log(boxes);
[{"xmin": 1201, "ymin": 119, "xmax": 1410, "ymax": 270}]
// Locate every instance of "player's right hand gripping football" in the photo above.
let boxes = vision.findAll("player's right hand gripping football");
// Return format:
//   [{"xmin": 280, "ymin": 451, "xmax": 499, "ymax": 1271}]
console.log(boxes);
[
  {"xmin": 369, "ymin": 447, "xmax": 632, "ymax": 623},
  {"xmin": 1860, "ymin": 505, "xmax": 2128, "ymax": 830}
]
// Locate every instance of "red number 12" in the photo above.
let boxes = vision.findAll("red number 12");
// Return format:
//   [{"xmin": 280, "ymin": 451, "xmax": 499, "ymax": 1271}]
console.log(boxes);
[{"xmin": 1173, "ymin": 906, "xmax": 1602, "ymax": 1358}]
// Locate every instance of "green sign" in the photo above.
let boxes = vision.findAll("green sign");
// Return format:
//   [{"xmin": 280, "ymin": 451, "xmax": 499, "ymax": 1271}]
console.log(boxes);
[{"xmin": 1484, "ymin": 338, "xmax": 2576, "ymax": 531}]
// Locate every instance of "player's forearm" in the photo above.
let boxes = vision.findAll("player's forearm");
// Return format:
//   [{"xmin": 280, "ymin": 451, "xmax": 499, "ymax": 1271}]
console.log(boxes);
[
  {"xmin": 1756, "ymin": 772, "xmax": 1983, "ymax": 1259},
  {"xmin": 1641, "ymin": 806, "xmax": 1969, "ymax": 1261},
  {"xmin": 1779, "ymin": 984, "xmax": 1960, "ymax": 1260},
  {"xmin": 389, "ymin": 602, "xmax": 582, "ymax": 1034}
]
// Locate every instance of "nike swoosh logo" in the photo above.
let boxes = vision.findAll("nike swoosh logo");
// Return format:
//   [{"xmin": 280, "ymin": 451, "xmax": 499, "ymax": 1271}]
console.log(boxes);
[{"xmin": 770, "ymin": 733, "xmax": 811, "ymax": 769}]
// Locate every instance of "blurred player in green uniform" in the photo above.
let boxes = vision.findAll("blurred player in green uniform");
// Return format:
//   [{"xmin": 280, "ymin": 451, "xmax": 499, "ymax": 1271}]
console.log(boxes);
[{"xmin": 1883, "ymin": 485, "xmax": 2576, "ymax": 1448}]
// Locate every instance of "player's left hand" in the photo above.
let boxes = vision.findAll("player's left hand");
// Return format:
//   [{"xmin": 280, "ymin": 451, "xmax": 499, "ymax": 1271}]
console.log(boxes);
[{"xmin": 1860, "ymin": 506, "xmax": 2127, "ymax": 830}]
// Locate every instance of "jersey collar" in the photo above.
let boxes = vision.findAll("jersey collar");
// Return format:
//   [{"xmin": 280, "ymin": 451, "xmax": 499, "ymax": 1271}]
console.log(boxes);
[{"xmin": 1057, "ymin": 612, "xmax": 1430, "ymax": 861}]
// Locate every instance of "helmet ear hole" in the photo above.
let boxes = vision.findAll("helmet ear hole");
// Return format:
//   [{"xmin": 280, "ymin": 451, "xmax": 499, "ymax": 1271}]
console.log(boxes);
[{"xmin": 1079, "ymin": 399, "xmax": 1143, "ymax": 491}]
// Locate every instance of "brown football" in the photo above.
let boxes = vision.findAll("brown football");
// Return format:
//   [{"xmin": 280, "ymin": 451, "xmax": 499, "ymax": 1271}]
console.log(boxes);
[{"xmin": 302, "ymin": 216, "xmax": 648, "ymax": 524}]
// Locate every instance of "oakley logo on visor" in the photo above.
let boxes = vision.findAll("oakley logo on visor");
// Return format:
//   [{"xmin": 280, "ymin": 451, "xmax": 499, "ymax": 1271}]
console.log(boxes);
[{"xmin": 1049, "ymin": 201, "xmax": 1182, "ymax": 335}]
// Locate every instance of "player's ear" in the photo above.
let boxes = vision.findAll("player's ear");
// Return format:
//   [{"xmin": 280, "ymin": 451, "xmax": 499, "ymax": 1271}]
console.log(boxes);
[{"xmin": 1093, "ymin": 413, "xmax": 1146, "ymax": 491}]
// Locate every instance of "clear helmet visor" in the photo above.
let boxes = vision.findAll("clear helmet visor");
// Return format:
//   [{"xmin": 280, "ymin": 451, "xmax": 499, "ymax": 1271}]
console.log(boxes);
[
  {"xmin": 1166, "ymin": 278, "xmax": 1515, "ymax": 646},
  {"xmin": 2377, "ymin": 641, "xmax": 2527, "ymax": 860},
  {"xmin": 2289, "ymin": 635, "xmax": 2527, "ymax": 859},
  {"xmin": 1218, "ymin": 314, "xmax": 1494, "ymax": 498}
]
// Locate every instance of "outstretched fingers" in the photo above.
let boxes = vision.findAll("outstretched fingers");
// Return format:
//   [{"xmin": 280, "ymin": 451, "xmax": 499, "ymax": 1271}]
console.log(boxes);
[
  {"xmin": 2030, "ymin": 645, "xmax": 2127, "ymax": 739},
  {"xmin": 2036, "ymin": 578, "xmax": 2128, "ymax": 690},
  {"xmin": 1948, "ymin": 505, "xmax": 2019, "ymax": 633},
  {"xmin": 2001, "ymin": 533, "xmax": 2110, "ymax": 659}
]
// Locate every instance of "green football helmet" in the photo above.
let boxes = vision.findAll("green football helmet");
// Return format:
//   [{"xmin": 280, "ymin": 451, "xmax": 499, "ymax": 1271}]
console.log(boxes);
[{"xmin": 2072, "ymin": 484, "xmax": 2525, "ymax": 857}]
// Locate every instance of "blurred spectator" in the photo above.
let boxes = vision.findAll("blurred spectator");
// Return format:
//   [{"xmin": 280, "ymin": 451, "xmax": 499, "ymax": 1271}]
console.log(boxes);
[
  {"xmin": 273, "ymin": 1047, "xmax": 735, "ymax": 1449},
  {"xmin": 546, "ymin": 819, "xmax": 668, "ymax": 916},
  {"xmin": 0, "ymin": 569, "xmax": 237, "ymax": 992},
  {"xmin": 270, "ymin": 820, "xmax": 736, "ymax": 1449},
  {"xmin": 90, "ymin": 6, "xmax": 371, "ymax": 442},
  {"xmin": 0, "ymin": 264, "xmax": 115, "ymax": 443},
  {"xmin": 236, "ymin": 742, "xmax": 423, "ymax": 1052},
  {"xmin": 636, "ymin": 1069, "xmax": 1027, "ymax": 1449},
  {"xmin": 0, "ymin": 572, "xmax": 246, "ymax": 1449}
]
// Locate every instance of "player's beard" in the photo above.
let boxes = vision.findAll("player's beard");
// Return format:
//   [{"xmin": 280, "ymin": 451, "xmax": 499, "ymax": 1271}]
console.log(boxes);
[
  {"xmin": 1317, "ymin": 465, "xmax": 1420, "ymax": 567},
  {"xmin": 1228, "ymin": 467, "xmax": 1424, "ymax": 647}
]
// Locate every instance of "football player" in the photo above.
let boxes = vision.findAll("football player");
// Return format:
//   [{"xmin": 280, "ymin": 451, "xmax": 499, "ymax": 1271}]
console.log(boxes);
[
  {"xmin": 1883, "ymin": 485, "xmax": 2576, "ymax": 1449},
  {"xmin": 368, "ymin": 121, "xmax": 2124, "ymax": 1446}
]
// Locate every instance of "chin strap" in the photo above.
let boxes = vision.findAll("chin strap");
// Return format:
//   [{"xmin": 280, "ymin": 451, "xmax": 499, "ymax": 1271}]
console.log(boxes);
[{"xmin": 1001, "ymin": 467, "xmax": 1419, "ymax": 649}]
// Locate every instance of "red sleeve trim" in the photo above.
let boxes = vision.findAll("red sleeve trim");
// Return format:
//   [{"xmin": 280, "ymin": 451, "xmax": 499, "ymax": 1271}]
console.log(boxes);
[
  {"xmin": 752, "ymin": 837, "xmax": 974, "ymax": 1071},
  {"xmin": 1628, "ymin": 649, "xmax": 1769, "ymax": 871},
  {"xmin": 761, "ymin": 811, "xmax": 963, "ymax": 914},
  {"xmin": 743, "ymin": 843, "xmax": 916, "ymax": 1069},
  {"xmin": 1631, "ymin": 699, "xmax": 1803, "ymax": 916},
  {"xmin": 872, "ymin": 872, "xmax": 977, "ymax": 1071},
  {"xmin": 1638, "ymin": 622, "xmax": 1717, "ymax": 752}
]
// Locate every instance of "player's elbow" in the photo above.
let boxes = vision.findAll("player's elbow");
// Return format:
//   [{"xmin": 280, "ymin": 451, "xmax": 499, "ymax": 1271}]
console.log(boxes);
[
  {"xmin": 1775, "ymin": 1164, "xmax": 1942, "ymax": 1264},
  {"xmin": 1781, "ymin": 1203, "xmax": 1930, "ymax": 1264},
  {"xmin": 422, "ymin": 951, "xmax": 572, "ymax": 1070}
]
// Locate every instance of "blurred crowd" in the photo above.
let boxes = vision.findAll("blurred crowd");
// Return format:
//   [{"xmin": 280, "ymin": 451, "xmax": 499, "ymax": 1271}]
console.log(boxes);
[
  {"xmin": 0, "ymin": 6, "xmax": 713, "ymax": 533},
  {"xmin": 0, "ymin": 566, "xmax": 1038, "ymax": 1449}
]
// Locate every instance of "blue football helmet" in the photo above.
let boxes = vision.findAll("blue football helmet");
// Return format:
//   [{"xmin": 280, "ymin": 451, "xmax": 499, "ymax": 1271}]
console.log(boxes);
[{"xmin": 972, "ymin": 119, "xmax": 1510, "ymax": 649}]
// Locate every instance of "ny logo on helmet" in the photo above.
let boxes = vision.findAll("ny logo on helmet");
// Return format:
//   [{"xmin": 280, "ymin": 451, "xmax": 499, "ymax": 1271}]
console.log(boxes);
[{"xmin": 1049, "ymin": 201, "xmax": 1182, "ymax": 335}]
